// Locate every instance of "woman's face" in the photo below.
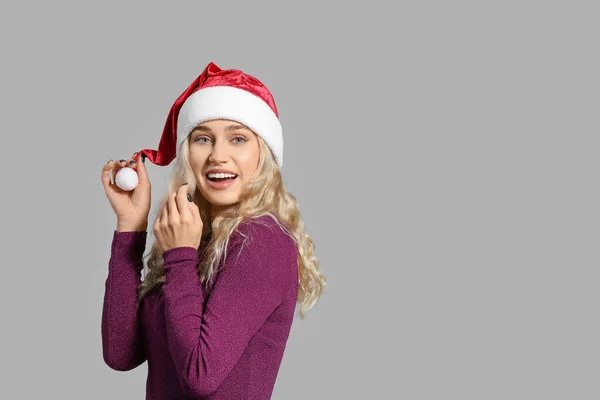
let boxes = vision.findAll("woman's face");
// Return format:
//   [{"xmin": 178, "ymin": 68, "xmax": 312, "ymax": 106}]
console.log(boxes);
[{"xmin": 188, "ymin": 119, "xmax": 260, "ymax": 214}]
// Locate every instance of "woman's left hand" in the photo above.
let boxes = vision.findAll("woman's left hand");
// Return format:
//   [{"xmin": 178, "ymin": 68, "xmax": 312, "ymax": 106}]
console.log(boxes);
[{"xmin": 154, "ymin": 184, "xmax": 203, "ymax": 254}]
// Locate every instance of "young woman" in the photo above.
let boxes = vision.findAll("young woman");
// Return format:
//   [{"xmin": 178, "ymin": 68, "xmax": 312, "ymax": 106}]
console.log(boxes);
[{"xmin": 100, "ymin": 62, "xmax": 326, "ymax": 399}]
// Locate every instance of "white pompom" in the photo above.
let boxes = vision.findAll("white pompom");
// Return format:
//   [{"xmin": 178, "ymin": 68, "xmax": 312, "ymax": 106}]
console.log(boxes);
[{"xmin": 115, "ymin": 167, "xmax": 139, "ymax": 191}]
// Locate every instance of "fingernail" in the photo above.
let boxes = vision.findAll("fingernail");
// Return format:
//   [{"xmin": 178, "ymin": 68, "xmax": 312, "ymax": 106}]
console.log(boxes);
[
  {"xmin": 182, "ymin": 183, "xmax": 188, "ymax": 186},
  {"xmin": 107, "ymin": 159, "xmax": 113, "ymax": 163},
  {"xmin": 133, "ymin": 152, "xmax": 138, "ymax": 156},
  {"xmin": 141, "ymin": 154, "xmax": 146, "ymax": 163},
  {"xmin": 187, "ymin": 193, "xmax": 193, "ymax": 202},
  {"xmin": 119, "ymin": 159, "xmax": 126, "ymax": 163},
  {"xmin": 130, "ymin": 160, "xmax": 136, "ymax": 165}
]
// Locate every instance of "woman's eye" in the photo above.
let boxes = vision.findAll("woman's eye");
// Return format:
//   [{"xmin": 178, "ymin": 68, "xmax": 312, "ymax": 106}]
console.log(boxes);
[{"xmin": 194, "ymin": 136, "xmax": 246, "ymax": 143}]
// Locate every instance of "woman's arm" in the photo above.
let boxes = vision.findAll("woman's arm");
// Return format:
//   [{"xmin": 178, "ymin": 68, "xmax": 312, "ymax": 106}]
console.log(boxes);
[
  {"xmin": 161, "ymin": 220, "xmax": 297, "ymax": 398},
  {"xmin": 101, "ymin": 230, "xmax": 148, "ymax": 371}
]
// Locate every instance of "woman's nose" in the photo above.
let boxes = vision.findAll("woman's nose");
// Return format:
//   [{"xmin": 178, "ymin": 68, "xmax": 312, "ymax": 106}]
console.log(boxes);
[{"xmin": 208, "ymin": 141, "xmax": 229, "ymax": 163}]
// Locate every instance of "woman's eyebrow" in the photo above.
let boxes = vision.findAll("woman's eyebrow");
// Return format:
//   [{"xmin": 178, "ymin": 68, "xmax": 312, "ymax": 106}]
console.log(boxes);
[
  {"xmin": 225, "ymin": 124, "xmax": 249, "ymax": 132},
  {"xmin": 191, "ymin": 124, "xmax": 248, "ymax": 134},
  {"xmin": 191, "ymin": 126, "xmax": 211, "ymax": 134}
]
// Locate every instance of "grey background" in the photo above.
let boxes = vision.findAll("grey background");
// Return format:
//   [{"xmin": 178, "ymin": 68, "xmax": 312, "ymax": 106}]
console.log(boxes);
[{"xmin": 0, "ymin": 1, "xmax": 597, "ymax": 399}]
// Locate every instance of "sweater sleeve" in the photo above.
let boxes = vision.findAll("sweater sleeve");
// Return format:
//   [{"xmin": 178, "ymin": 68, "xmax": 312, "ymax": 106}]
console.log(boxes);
[
  {"xmin": 101, "ymin": 230, "xmax": 148, "ymax": 371},
  {"xmin": 161, "ymin": 221, "xmax": 297, "ymax": 398}
]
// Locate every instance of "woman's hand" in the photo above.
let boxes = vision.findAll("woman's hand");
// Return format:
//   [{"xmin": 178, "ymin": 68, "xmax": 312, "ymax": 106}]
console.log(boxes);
[
  {"xmin": 154, "ymin": 184, "xmax": 203, "ymax": 254},
  {"xmin": 101, "ymin": 152, "xmax": 151, "ymax": 231}
]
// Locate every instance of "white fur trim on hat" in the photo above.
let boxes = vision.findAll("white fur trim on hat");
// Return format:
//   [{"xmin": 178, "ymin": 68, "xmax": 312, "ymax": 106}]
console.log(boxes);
[{"xmin": 177, "ymin": 85, "xmax": 283, "ymax": 167}]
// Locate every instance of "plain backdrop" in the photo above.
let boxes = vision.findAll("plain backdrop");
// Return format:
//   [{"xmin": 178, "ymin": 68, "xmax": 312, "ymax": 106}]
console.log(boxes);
[{"xmin": 0, "ymin": 1, "xmax": 597, "ymax": 399}]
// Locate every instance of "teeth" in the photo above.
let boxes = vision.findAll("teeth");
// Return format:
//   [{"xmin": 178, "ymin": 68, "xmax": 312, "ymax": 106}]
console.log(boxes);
[{"xmin": 207, "ymin": 173, "xmax": 237, "ymax": 179}]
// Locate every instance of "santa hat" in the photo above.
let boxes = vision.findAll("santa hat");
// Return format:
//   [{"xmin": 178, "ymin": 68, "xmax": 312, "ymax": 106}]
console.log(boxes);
[{"xmin": 136, "ymin": 62, "xmax": 283, "ymax": 168}]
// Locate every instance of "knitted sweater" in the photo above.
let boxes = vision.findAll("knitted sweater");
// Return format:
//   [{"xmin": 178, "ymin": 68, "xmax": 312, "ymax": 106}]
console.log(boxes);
[{"xmin": 101, "ymin": 215, "xmax": 299, "ymax": 399}]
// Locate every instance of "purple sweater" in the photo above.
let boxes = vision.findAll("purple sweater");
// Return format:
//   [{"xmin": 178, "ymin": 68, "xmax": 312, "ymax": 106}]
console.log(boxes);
[{"xmin": 101, "ymin": 215, "xmax": 299, "ymax": 399}]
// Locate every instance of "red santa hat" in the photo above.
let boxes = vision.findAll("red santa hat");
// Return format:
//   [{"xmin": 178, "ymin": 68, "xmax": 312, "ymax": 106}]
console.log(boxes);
[{"xmin": 136, "ymin": 61, "xmax": 283, "ymax": 168}]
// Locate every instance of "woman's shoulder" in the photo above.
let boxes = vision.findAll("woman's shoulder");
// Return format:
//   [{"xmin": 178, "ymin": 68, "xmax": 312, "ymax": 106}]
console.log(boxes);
[
  {"xmin": 232, "ymin": 214, "xmax": 297, "ymax": 255},
  {"xmin": 235, "ymin": 214, "xmax": 285, "ymax": 236},
  {"xmin": 222, "ymin": 215, "xmax": 298, "ymax": 285}
]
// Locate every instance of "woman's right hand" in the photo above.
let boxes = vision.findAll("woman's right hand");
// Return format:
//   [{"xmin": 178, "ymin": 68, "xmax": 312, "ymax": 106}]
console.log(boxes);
[{"xmin": 101, "ymin": 152, "xmax": 151, "ymax": 231}]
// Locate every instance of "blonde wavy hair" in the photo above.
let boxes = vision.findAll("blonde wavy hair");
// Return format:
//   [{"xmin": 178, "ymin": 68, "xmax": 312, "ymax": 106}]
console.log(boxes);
[{"xmin": 137, "ymin": 130, "xmax": 325, "ymax": 318}]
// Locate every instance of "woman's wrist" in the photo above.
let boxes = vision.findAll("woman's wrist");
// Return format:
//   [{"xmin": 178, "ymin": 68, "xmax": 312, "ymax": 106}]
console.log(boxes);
[{"xmin": 117, "ymin": 220, "xmax": 148, "ymax": 232}]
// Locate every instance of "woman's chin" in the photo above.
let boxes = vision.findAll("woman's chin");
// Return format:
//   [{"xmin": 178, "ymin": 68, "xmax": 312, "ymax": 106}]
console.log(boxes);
[
  {"xmin": 205, "ymin": 193, "xmax": 239, "ymax": 207},
  {"xmin": 197, "ymin": 181, "xmax": 241, "ymax": 209}
]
